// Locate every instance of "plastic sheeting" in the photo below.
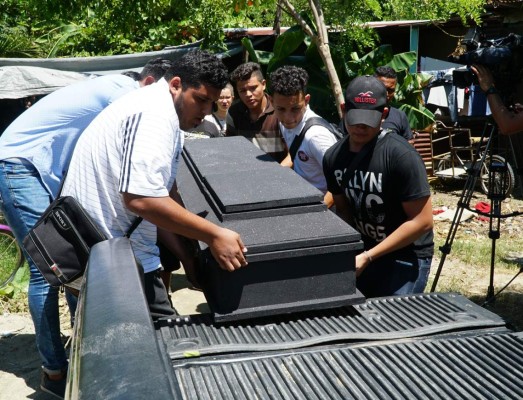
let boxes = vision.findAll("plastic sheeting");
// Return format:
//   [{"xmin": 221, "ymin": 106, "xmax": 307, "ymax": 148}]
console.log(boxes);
[{"xmin": 0, "ymin": 66, "xmax": 91, "ymax": 99}]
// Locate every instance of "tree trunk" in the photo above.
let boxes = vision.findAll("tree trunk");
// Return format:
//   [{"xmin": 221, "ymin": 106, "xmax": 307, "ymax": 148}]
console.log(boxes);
[{"xmin": 279, "ymin": 0, "xmax": 344, "ymax": 119}]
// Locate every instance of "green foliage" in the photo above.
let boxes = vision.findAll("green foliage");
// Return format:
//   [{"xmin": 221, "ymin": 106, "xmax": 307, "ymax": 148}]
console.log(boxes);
[
  {"xmin": 268, "ymin": 25, "xmax": 306, "ymax": 71},
  {"xmin": 243, "ymin": 24, "xmax": 339, "ymax": 121},
  {"xmin": 0, "ymin": 0, "xmax": 489, "ymax": 57},
  {"xmin": 243, "ymin": 23, "xmax": 434, "ymax": 129},
  {"xmin": 0, "ymin": 26, "xmax": 43, "ymax": 57},
  {"xmin": 0, "ymin": 265, "xmax": 28, "ymax": 300},
  {"xmin": 381, "ymin": 0, "xmax": 486, "ymax": 25},
  {"xmin": 346, "ymin": 45, "xmax": 394, "ymax": 77},
  {"xmin": 241, "ymin": 37, "xmax": 260, "ymax": 63},
  {"xmin": 198, "ymin": 0, "xmax": 228, "ymax": 52}
]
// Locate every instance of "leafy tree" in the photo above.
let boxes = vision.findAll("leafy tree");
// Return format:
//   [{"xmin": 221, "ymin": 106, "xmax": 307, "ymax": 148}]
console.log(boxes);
[
  {"xmin": 230, "ymin": 0, "xmax": 487, "ymax": 125},
  {"xmin": 243, "ymin": 26, "xmax": 434, "ymax": 129},
  {"xmin": 0, "ymin": 26, "xmax": 42, "ymax": 57},
  {"xmin": 0, "ymin": 0, "xmax": 488, "ymax": 57},
  {"xmin": 381, "ymin": 0, "xmax": 486, "ymax": 25}
]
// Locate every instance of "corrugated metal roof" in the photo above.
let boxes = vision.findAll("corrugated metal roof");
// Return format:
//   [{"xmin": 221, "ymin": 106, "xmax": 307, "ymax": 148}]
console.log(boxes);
[
  {"xmin": 488, "ymin": 0, "xmax": 523, "ymax": 5},
  {"xmin": 223, "ymin": 20, "xmax": 433, "ymax": 36},
  {"xmin": 363, "ymin": 20, "xmax": 432, "ymax": 28}
]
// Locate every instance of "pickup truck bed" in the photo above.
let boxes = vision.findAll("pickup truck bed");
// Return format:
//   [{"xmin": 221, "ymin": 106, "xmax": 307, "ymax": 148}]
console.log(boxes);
[{"xmin": 66, "ymin": 238, "xmax": 523, "ymax": 399}]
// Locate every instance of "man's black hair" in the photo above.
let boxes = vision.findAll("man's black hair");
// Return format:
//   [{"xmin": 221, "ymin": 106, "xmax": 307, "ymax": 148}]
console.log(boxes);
[
  {"xmin": 164, "ymin": 50, "xmax": 228, "ymax": 90},
  {"xmin": 269, "ymin": 65, "xmax": 308, "ymax": 96},
  {"xmin": 230, "ymin": 62, "xmax": 264, "ymax": 83},
  {"xmin": 374, "ymin": 66, "xmax": 397, "ymax": 79},
  {"xmin": 121, "ymin": 70, "xmax": 142, "ymax": 81},
  {"xmin": 140, "ymin": 58, "xmax": 173, "ymax": 81}
]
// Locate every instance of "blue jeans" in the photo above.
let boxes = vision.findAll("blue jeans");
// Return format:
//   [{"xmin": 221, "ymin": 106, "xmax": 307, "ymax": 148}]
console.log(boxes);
[
  {"xmin": 413, "ymin": 257, "xmax": 432, "ymax": 294},
  {"xmin": 357, "ymin": 254, "xmax": 433, "ymax": 298},
  {"xmin": 0, "ymin": 160, "xmax": 77, "ymax": 374}
]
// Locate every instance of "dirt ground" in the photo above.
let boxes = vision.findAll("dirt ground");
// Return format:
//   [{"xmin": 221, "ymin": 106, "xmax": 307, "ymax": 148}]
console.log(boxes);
[
  {"xmin": 0, "ymin": 270, "xmax": 206, "ymax": 400},
  {"xmin": 1, "ymin": 184, "xmax": 523, "ymax": 399}
]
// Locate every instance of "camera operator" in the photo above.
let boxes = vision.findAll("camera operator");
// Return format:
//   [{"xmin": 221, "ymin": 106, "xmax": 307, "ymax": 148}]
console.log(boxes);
[{"xmin": 471, "ymin": 64, "xmax": 523, "ymax": 135}]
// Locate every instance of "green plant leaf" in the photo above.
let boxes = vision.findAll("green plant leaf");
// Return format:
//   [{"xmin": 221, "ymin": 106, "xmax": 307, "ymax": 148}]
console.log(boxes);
[
  {"xmin": 358, "ymin": 45, "xmax": 393, "ymax": 69},
  {"xmin": 399, "ymin": 103, "xmax": 435, "ymax": 131},
  {"xmin": 304, "ymin": 40, "xmax": 323, "ymax": 69},
  {"xmin": 387, "ymin": 51, "xmax": 417, "ymax": 72},
  {"xmin": 254, "ymin": 50, "xmax": 274, "ymax": 65},
  {"xmin": 268, "ymin": 25, "xmax": 305, "ymax": 72},
  {"xmin": 241, "ymin": 37, "xmax": 259, "ymax": 64},
  {"xmin": 0, "ymin": 285, "xmax": 14, "ymax": 297}
]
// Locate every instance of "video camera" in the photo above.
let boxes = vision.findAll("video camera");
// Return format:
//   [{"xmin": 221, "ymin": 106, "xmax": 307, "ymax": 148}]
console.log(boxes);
[{"xmin": 449, "ymin": 28, "xmax": 523, "ymax": 98}]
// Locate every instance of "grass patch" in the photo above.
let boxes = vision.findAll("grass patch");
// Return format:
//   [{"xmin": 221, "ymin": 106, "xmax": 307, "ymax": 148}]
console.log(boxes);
[
  {"xmin": 0, "ymin": 221, "xmax": 29, "ymax": 314},
  {"xmin": 430, "ymin": 180, "xmax": 523, "ymax": 330},
  {"xmin": 443, "ymin": 238, "xmax": 523, "ymax": 271},
  {"xmin": 0, "ymin": 265, "xmax": 29, "ymax": 314}
]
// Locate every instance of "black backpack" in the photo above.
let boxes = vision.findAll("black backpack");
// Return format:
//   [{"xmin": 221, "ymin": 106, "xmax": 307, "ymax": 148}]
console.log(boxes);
[{"xmin": 289, "ymin": 117, "xmax": 344, "ymax": 161}]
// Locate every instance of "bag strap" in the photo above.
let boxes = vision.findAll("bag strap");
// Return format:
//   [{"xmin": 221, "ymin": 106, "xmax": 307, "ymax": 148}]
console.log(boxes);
[
  {"xmin": 212, "ymin": 113, "xmax": 225, "ymax": 130},
  {"xmin": 57, "ymin": 170, "xmax": 68, "ymax": 197},
  {"xmin": 289, "ymin": 117, "xmax": 342, "ymax": 161},
  {"xmin": 124, "ymin": 217, "xmax": 143, "ymax": 238},
  {"xmin": 59, "ymin": 169, "xmax": 142, "ymax": 238},
  {"xmin": 305, "ymin": 117, "xmax": 344, "ymax": 140}
]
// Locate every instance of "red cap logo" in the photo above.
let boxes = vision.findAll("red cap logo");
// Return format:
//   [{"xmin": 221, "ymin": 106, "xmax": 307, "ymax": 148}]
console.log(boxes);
[{"xmin": 354, "ymin": 91, "xmax": 377, "ymax": 104}]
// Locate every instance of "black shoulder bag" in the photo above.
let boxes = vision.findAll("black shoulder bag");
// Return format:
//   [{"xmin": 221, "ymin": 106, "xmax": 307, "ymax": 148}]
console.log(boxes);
[{"xmin": 23, "ymin": 196, "xmax": 142, "ymax": 288}]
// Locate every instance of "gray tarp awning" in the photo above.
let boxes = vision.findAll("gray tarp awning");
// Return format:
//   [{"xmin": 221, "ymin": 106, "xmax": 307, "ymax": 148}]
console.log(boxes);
[
  {"xmin": 0, "ymin": 39, "xmax": 252, "ymax": 100},
  {"xmin": 0, "ymin": 45, "xmax": 199, "ymax": 100},
  {"xmin": 0, "ymin": 66, "xmax": 91, "ymax": 99}
]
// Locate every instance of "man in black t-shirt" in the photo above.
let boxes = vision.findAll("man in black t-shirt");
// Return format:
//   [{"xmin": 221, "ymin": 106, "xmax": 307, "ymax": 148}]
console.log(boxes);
[
  {"xmin": 374, "ymin": 66, "xmax": 413, "ymax": 141},
  {"xmin": 323, "ymin": 76, "xmax": 434, "ymax": 297}
]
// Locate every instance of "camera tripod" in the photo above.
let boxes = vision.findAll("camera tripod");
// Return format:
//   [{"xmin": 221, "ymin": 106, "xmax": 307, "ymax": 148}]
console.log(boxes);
[{"xmin": 430, "ymin": 122, "xmax": 523, "ymax": 304}]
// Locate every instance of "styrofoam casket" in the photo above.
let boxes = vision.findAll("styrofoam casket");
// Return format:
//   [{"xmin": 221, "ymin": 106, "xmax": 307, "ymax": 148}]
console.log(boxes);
[{"xmin": 176, "ymin": 136, "xmax": 364, "ymax": 322}]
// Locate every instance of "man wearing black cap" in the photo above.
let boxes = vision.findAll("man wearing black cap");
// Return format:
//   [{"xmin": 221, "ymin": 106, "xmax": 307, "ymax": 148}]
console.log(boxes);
[{"xmin": 323, "ymin": 76, "xmax": 434, "ymax": 298}]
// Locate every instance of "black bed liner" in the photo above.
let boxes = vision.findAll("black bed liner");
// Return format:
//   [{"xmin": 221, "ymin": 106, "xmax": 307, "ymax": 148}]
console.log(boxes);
[
  {"xmin": 162, "ymin": 292, "xmax": 520, "ymax": 399},
  {"xmin": 157, "ymin": 293, "xmax": 506, "ymax": 359},
  {"xmin": 172, "ymin": 331, "xmax": 523, "ymax": 400}
]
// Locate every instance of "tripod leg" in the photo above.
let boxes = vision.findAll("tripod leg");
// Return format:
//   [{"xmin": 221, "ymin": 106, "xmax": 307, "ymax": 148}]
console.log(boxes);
[
  {"xmin": 486, "ymin": 238, "xmax": 497, "ymax": 302},
  {"xmin": 431, "ymin": 202, "xmax": 469, "ymax": 291},
  {"xmin": 431, "ymin": 124, "xmax": 494, "ymax": 292},
  {"xmin": 508, "ymin": 135, "xmax": 523, "ymax": 196},
  {"xmin": 483, "ymin": 264, "xmax": 523, "ymax": 306},
  {"xmin": 430, "ymin": 167, "xmax": 479, "ymax": 292}
]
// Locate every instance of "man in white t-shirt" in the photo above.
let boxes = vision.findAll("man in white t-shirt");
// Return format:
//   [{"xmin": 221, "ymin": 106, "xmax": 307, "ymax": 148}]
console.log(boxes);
[
  {"xmin": 269, "ymin": 65, "xmax": 338, "ymax": 208},
  {"xmin": 62, "ymin": 50, "xmax": 248, "ymax": 318}
]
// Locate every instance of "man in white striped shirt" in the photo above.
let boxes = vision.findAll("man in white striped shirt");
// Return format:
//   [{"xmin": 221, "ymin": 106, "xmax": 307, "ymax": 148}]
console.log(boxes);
[{"xmin": 62, "ymin": 50, "xmax": 248, "ymax": 318}]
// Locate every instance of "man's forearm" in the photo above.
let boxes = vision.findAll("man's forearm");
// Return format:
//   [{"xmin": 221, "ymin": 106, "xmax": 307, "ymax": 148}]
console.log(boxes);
[
  {"xmin": 487, "ymin": 92, "xmax": 523, "ymax": 135},
  {"xmin": 124, "ymin": 193, "xmax": 247, "ymax": 271},
  {"xmin": 280, "ymin": 153, "xmax": 293, "ymax": 168},
  {"xmin": 364, "ymin": 196, "xmax": 433, "ymax": 262},
  {"xmin": 124, "ymin": 194, "xmax": 222, "ymax": 244},
  {"xmin": 472, "ymin": 64, "xmax": 523, "ymax": 135}
]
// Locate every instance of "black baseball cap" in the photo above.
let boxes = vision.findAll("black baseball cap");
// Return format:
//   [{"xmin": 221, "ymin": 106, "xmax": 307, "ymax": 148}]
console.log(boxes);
[{"xmin": 344, "ymin": 76, "xmax": 387, "ymax": 128}]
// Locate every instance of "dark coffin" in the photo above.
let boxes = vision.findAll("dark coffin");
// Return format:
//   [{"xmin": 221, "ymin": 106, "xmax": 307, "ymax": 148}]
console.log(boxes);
[{"xmin": 177, "ymin": 136, "xmax": 364, "ymax": 322}]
